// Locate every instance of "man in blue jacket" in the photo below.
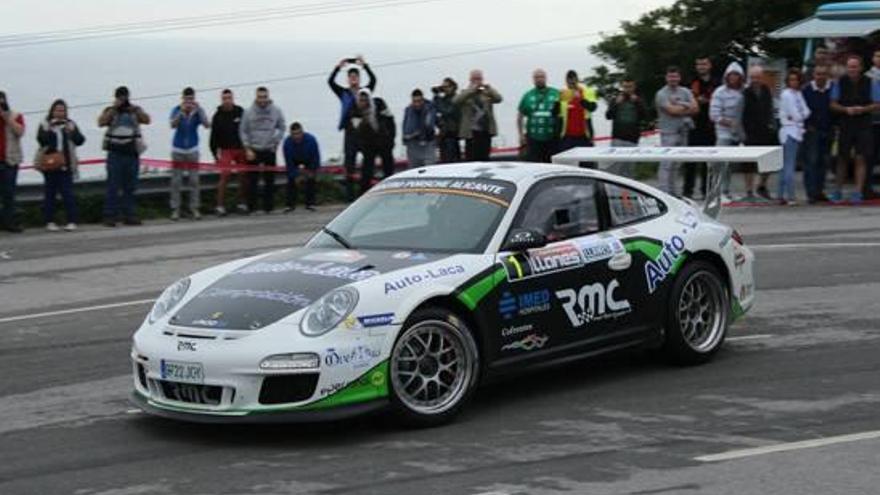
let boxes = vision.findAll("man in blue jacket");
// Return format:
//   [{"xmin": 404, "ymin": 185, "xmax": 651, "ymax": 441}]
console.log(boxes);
[
  {"xmin": 282, "ymin": 122, "xmax": 320, "ymax": 212},
  {"xmin": 169, "ymin": 87, "xmax": 209, "ymax": 220}
]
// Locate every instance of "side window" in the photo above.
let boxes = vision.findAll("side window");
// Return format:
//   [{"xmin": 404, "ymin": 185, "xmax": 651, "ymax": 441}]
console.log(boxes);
[
  {"xmin": 513, "ymin": 178, "xmax": 599, "ymax": 242},
  {"xmin": 604, "ymin": 182, "xmax": 665, "ymax": 227}
]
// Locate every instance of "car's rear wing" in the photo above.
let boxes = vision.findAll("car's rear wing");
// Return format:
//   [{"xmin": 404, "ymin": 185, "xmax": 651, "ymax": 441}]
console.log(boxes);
[{"xmin": 551, "ymin": 146, "xmax": 783, "ymax": 219}]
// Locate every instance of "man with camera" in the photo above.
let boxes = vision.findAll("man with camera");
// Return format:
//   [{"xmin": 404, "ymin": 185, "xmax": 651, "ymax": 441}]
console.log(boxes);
[
  {"xmin": 432, "ymin": 78, "xmax": 461, "ymax": 163},
  {"xmin": 98, "ymin": 86, "xmax": 151, "ymax": 227},
  {"xmin": 605, "ymin": 78, "xmax": 648, "ymax": 176},
  {"xmin": 328, "ymin": 56, "xmax": 377, "ymax": 201},
  {"xmin": 0, "ymin": 90, "xmax": 25, "ymax": 233},
  {"xmin": 454, "ymin": 69, "xmax": 503, "ymax": 161}
]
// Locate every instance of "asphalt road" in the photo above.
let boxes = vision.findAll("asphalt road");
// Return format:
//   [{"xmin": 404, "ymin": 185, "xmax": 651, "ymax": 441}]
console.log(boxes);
[{"xmin": 1, "ymin": 204, "xmax": 879, "ymax": 495}]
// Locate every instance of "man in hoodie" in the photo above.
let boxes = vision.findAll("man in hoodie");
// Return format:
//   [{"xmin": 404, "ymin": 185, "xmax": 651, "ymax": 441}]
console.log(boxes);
[
  {"xmin": 348, "ymin": 89, "xmax": 395, "ymax": 196},
  {"xmin": 282, "ymin": 122, "xmax": 320, "ymax": 212},
  {"xmin": 742, "ymin": 65, "xmax": 776, "ymax": 201},
  {"xmin": 169, "ymin": 87, "xmax": 210, "ymax": 221},
  {"xmin": 454, "ymin": 70, "xmax": 503, "ymax": 161},
  {"xmin": 685, "ymin": 57, "xmax": 720, "ymax": 199},
  {"xmin": 866, "ymin": 49, "xmax": 880, "ymax": 198},
  {"xmin": 329, "ymin": 56, "xmax": 377, "ymax": 201},
  {"xmin": 655, "ymin": 66, "xmax": 698, "ymax": 194},
  {"xmin": 0, "ymin": 90, "xmax": 25, "ymax": 233},
  {"xmin": 402, "ymin": 89, "xmax": 437, "ymax": 167},
  {"xmin": 210, "ymin": 89, "xmax": 247, "ymax": 216},
  {"xmin": 240, "ymin": 86, "xmax": 286, "ymax": 214},
  {"xmin": 709, "ymin": 62, "xmax": 745, "ymax": 203}
]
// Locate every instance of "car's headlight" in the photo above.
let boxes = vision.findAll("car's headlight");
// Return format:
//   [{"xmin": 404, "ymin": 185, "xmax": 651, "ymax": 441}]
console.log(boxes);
[
  {"xmin": 300, "ymin": 287, "xmax": 359, "ymax": 337},
  {"xmin": 149, "ymin": 277, "xmax": 191, "ymax": 324}
]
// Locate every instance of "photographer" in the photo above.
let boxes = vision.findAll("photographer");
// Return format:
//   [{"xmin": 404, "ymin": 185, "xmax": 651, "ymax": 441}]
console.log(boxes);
[
  {"xmin": 36, "ymin": 99, "xmax": 85, "ymax": 231},
  {"xmin": 432, "ymin": 78, "xmax": 461, "ymax": 163},
  {"xmin": 454, "ymin": 69, "xmax": 502, "ymax": 161},
  {"xmin": 329, "ymin": 56, "xmax": 377, "ymax": 201},
  {"xmin": 169, "ymin": 87, "xmax": 210, "ymax": 221},
  {"xmin": 605, "ymin": 78, "xmax": 648, "ymax": 176},
  {"xmin": 98, "ymin": 86, "xmax": 151, "ymax": 227},
  {"xmin": 0, "ymin": 90, "xmax": 25, "ymax": 233}
]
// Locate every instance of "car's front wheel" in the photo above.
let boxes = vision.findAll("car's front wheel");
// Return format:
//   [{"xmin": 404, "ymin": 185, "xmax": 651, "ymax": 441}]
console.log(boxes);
[
  {"xmin": 389, "ymin": 308, "xmax": 480, "ymax": 427},
  {"xmin": 663, "ymin": 260, "xmax": 729, "ymax": 365}
]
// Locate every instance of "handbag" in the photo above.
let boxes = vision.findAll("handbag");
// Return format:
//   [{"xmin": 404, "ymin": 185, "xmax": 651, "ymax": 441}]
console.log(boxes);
[{"xmin": 41, "ymin": 150, "xmax": 67, "ymax": 171}]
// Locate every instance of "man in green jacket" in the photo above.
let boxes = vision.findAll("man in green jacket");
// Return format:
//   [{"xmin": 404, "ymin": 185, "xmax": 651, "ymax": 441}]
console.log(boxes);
[{"xmin": 518, "ymin": 68, "xmax": 560, "ymax": 163}]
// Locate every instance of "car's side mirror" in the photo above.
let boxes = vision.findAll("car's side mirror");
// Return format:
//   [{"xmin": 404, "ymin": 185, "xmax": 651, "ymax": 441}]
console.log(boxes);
[{"xmin": 502, "ymin": 228, "xmax": 547, "ymax": 252}]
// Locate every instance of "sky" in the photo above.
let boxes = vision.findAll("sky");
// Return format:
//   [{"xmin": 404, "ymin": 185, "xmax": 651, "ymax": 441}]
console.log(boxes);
[{"xmin": 1, "ymin": 0, "xmax": 673, "ymax": 44}]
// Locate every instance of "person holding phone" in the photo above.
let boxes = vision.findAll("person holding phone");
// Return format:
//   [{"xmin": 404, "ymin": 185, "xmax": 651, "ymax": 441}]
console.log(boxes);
[
  {"xmin": 328, "ymin": 55, "xmax": 377, "ymax": 201},
  {"xmin": 36, "ymin": 99, "xmax": 85, "ymax": 231},
  {"xmin": 98, "ymin": 86, "xmax": 151, "ymax": 227},
  {"xmin": 169, "ymin": 87, "xmax": 210, "ymax": 221},
  {"xmin": 0, "ymin": 90, "xmax": 25, "ymax": 233}
]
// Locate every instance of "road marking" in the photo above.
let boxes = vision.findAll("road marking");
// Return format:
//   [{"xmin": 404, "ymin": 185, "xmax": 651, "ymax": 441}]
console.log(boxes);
[
  {"xmin": 751, "ymin": 242, "xmax": 880, "ymax": 251},
  {"xmin": 695, "ymin": 430, "xmax": 880, "ymax": 462},
  {"xmin": 727, "ymin": 334, "xmax": 772, "ymax": 342},
  {"xmin": 0, "ymin": 299, "xmax": 154, "ymax": 324}
]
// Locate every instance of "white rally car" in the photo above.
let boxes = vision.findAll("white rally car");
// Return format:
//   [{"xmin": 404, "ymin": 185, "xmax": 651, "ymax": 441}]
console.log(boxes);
[{"xmin": 131, "ymin": 162, "xmax": 755, "ymax": 425}]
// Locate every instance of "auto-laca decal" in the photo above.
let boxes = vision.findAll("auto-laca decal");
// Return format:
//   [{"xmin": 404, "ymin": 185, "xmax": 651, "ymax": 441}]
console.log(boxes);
[{"xmin": 171, "ymin": 248, "xmax": 448, "ymax": 330}]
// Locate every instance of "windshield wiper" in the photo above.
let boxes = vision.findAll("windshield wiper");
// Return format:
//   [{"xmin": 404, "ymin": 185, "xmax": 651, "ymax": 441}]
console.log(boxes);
[{"xmin": 322, "ymin": 227, "xmax": 354, "ymax": 249}]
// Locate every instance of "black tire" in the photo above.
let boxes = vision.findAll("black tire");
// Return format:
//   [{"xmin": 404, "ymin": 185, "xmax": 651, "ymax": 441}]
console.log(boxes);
[
  {"xmin": 662, "ymin": 260, "xmax": 730, "ymax": 365},
  {"xmin": 388, "ymin": 308, "xmax": 480, "ymax": 427}
]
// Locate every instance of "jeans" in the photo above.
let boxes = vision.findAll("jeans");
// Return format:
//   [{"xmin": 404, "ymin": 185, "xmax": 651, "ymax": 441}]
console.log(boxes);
[
  {"xmin": 465, "ymin": 131, "xmax": 492, "ymax": 161},
  {"xmin": 170, "ymin": 151, "xmax": 201, "ymax": 212},
  {"xmin": 405, "ymin": 141, "xmax": 437, "ymax": 167},
  {"xmin": 713, "ymin": 135, "xmax": 739, "ymax": 196},
  {"xmin": 525, "ymin": 137, "xmax": 557, "ymax": 163},
  {"xmin": 659, "ymin": 130, "xmax": 688, "ymax": 194},
  {"xmin": 0, "ymin": 162, "xmax": 19, "ymax": 228},
  {"xmin": 286, "ymin": 169, "xmax": 316, "ymax": 208},
  {"xmin": 870, "ymin": 124, "xmax": 880, "ymax": 192},
  {"xmin": 779, "ymin": 136, "xmax": 799, "ymax": 201},
  {"xmin": 343, "ymin": 128, "xmax": 360, "ymax": 202},
  {"xmin": 43, "ymin": 170, "xmax": 78, "ymax": 224},
  {"xmin": 247, "ymin": 150, "xmax": 277, "ymax": 213},
  {"xmin": 439, "ymin": 136, "xmax": 461, "ymax": 163},
  {"xmin": 802, "ymin": 129, "xmax": 830, "ymax": 200},
  {"xmin": 104, "ymin": 152, "xmax": 140, "ymax": 220},
  {"xmin": 609, "ymin": 138, "xmax": 637, "ymax": 177},
  {"xmin": 360, "ymin": 147, "xmax": 395, "ymax": 196}
]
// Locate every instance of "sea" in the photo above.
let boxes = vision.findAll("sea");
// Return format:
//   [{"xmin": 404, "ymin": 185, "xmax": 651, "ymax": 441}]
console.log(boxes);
[{"xmin": 3, "ymin": 37, "xmax": 625, "ymax": 185}]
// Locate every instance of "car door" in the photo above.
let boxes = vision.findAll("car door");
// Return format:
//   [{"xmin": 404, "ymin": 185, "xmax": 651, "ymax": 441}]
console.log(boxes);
[
  {"xmin": 597, "ymin": 180, "xmax": 670, "ymax": 338},
  {"xmin": 490, "ymin": 176, "xmax": 633, "ymax": 363}
]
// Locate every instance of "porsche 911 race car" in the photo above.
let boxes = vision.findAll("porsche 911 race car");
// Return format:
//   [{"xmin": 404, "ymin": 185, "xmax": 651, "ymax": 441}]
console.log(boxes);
[{"xmin": 131, "ymin": 161, "xmax": 755, "ymax": 425}]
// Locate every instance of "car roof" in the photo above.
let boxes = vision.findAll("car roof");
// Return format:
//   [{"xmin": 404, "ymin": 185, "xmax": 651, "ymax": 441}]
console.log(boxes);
[{"xmin": 393, "ymin": 161, "xmax": 620, "ymax": 185}]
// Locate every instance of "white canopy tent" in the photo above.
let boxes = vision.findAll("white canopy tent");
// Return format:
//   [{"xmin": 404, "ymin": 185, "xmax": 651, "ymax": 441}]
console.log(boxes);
[{"xmin": 551, "ymin": 146, "xmax": 783, "ymax": 218}]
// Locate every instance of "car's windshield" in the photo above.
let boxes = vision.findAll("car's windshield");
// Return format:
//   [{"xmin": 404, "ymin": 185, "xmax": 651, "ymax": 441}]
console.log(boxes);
[{"xmin": 308, "ymin": 177, "xmax": 516, "ymax": 253}]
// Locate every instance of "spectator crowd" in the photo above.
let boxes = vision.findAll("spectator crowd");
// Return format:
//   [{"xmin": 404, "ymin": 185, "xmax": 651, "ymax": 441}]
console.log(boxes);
[{"xmin": 1, "ymin": 49, "xmax": 879, "ymax": 234}]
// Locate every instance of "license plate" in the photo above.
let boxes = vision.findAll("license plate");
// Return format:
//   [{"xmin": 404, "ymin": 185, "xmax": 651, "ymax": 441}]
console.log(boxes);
[{"xmin": 160, "ymin": 359, "xmax": 204, "ymax": 384}]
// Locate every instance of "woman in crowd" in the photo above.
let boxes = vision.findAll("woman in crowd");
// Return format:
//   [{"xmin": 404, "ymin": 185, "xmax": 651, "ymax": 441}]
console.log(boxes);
[
  {"xmin": 777, "ymin": 68, "xmax": 810, "ymax": 205},
  {"xmin": 36, "ymin": 99, "xmax": 85, "ymax": 231}
]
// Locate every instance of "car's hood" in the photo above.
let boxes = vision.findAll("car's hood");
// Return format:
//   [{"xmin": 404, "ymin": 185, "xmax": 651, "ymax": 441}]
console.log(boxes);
[{"xmin": 170, "ymin": 248, "xmax": 449, "ymax": 330}]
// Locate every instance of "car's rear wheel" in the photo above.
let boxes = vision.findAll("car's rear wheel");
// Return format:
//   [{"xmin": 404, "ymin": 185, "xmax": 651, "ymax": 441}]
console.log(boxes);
[
  {"xmin": 663, "ymin": 260, "xmax": 729, "ymax": 365},
  {"xmin": 389, "ymin": 308, "xmax": 480, "ymax": 427}
]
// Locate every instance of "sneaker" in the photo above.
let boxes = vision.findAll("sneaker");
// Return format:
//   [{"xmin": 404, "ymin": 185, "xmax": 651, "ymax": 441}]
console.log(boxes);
[
  {"xmin": 215, "ymin": 206, "xmax": 227, "ymax": 217},
  {"xmin": 64, "ymin": 223, "xmax": 77, "ymax": 231},
  {"xmin": 305, "ymin": 205, "xmax": 316, "ymax": 211},
  {"xmin": 756, "ymin": 186, "xmax": 771, "ymax": 200},
  {"xmin": 192, "ymin": 211, "xmax": 202, "ymax": 221},
  {"xmin": 123, "ymin": 217, "xmax": 142, "ymax": 226},
  {"xmin": 829, "ymin": 191, "xmax": 843, "ymax": 203},
  {"xmin": 720, "ymin": 194, "xmax": 733, "ymax": 205},
  {"xmin": 236, "ymin": 204, "xmax": 250, "ymax": 215},
  {"xmin": 46, "ymin": 222, "xmax": 61, "ymax": 232},
  {"xmin": 170, "ymin": 210, "xmax": 180, "ymax": 221},
  {"xmin": 849, "ymin": 192, "xmax": 863, "ymax": 204},
  {"xmin": 103, "ymin": 220, "xmax": 117, "ymax": 228},
  {"xmin": 282, "ymin": 207, "xmax": 294, "ymax": 214}
]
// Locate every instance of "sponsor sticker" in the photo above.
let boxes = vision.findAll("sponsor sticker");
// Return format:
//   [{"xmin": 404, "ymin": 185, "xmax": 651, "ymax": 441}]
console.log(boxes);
[
  {"xmin": 498, "ymin": 289, "xmax": 552, "ymax": 320},
  {"xmin": 644, "ymin": 235, "xmax": 687, "ymax": 293},
  {"xmin": 384, "ymin": 265, "xmax": 465, "ymax": 294},
  {"xmin": 575, "ymin": 238, "xmax": 624, "ymax": 264},
  {"xmin": 556, "ymin": 279, "xmax": 632, "ymax": 327},
  {"xmin": 503, "ymin": 242, "xmax": 583, "ymax": 282},
  {"xmin": 501, "ymin": 323, "xmax": 534, "ymax": 337},
  {"xmin": 501, "ymin": 334, "xmax": 549, "ymax": 352},
  {"xmin": 357, "ymin": 313, "xmax": 395, "ymax": 327},
  {"xmin": 237, "ymin": 261, "xmax": 380, "ymax": 282},
  {"xmin": 302, "ymin": 250, "xmax": 367, "ymax": 263},
  {"xmin": 323, "ymin": 346, "xmax": 382, "ymax": 370},
  {"xmin": 197, "ymin": 288, "xmax": 311, "ymax": 308}
]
